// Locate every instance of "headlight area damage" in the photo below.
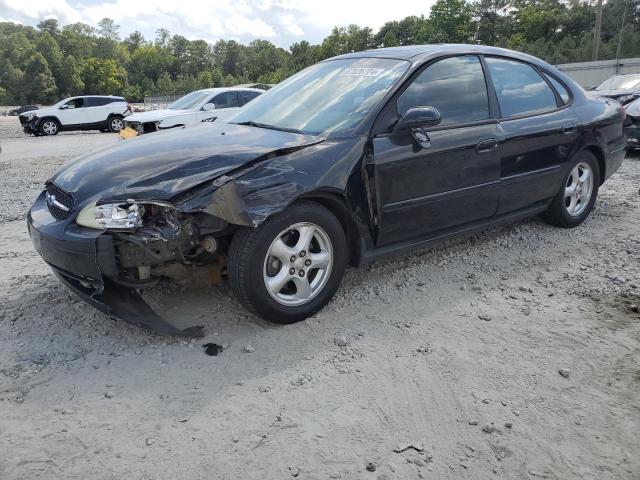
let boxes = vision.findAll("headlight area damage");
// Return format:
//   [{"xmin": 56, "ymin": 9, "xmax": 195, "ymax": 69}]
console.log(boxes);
[
  {"xmin": 32, "ymin": 197, "xmax": 233, "ymax": 337},
  {"xmin": 29, "ymin": 134, "xmax": 332, "ymax": 337},
  {"xmin": 20, "ymin": 113, "xmax": 40, "ymax": 134}
]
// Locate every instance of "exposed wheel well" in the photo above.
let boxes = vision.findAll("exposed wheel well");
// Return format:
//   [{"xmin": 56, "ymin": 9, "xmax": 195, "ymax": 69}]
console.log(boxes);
[
  {"xmin": 583, "ymin": 145, "xmax": 606, "ymax": 185},
  {"xmin": 38, "ymin": 116, "xmax": 60, "ymax": 126},
  {"xmin": 297, "ymin": 193, "xmax": 361, "ymax": 266}
]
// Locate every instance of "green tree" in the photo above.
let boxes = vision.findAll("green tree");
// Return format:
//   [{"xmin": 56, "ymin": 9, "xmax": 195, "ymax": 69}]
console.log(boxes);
[
  {"xmin": 82, "ymin": 58, "xmax": 127, "ymax": 95},
  {"xmin": 21, "ymin": 52, "xmax": 57, "ymax": 103},
  {"xmin": 428, "ymin": 0, "xmax": 475, "ymax": 42},
  {"xmin": 56, "ymin": 55, "xmax": 85, "ymax": 97}
]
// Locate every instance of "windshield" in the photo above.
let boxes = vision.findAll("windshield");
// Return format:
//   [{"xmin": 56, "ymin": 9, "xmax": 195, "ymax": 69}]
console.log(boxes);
[
  {"xmin": 596, "ymin": 74, "xmax": 640, "ymax": 91},
  {"xmin": 230, "ymin": 58, "xmax": 409, "ymax": 135},
  {"xmin": 168, "ymin": 90, "xmax": 211, "ymax": 110}
]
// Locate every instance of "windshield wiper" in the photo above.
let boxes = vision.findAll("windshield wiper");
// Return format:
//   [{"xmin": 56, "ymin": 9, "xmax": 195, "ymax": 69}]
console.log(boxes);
[{"xmin": 234, "ymin": 121, "xmax": 304, "ymax": 135}]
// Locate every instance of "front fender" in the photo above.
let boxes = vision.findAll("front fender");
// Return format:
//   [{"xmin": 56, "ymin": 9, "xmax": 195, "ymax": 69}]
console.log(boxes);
[{"xmin": 175, "ymin": 137, "xmax": 369, "ymax": 228}]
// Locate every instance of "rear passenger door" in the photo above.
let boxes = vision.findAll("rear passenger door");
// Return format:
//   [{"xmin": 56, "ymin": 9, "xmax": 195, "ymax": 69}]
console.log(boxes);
[
  {"xmin": 86, "ymin": 97, "xmax": 111, "ymax": 123},
  {"xmin": 485, "ymin": 57, "xmax": 579, "ymax": 214}
]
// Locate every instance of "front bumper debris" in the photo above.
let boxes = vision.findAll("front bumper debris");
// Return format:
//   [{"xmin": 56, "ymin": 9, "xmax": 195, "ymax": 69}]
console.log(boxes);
[
  {"xmin": 28, "ymin": 191, "xmax": 204, "ymax": 337},
  {"xmin": 623, "ymin": 116, "xmax": 640, "ymax": 148},
  {"xmin": 21, "ymin": 116, "xmax": 39, "ymax": 135}
]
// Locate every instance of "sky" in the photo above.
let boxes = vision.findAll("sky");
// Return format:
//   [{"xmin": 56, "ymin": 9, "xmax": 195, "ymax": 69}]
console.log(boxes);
[{"xmin": 0, "ymin": 0, "xmax": 437, "ymax": 48}]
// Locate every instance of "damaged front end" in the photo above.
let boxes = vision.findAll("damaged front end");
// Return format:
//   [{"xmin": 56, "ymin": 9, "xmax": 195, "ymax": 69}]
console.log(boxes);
[
  {"xmin": 624, "ymin": 114, "xmax": 640, "ymax": 149},
  {"xmin": 27, "ymin": 122, "xmax": 346, "ymax": 336},
  {"xmin": 29, "ymin": 190, "xmax": 234, "ymax": 337},
  {"xmin": 20, "ymin": 113, "xmax": 40, "ymax": 135}
]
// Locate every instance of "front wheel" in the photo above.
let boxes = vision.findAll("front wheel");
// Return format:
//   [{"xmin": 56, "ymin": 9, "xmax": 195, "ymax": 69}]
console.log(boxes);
[
  {"xmin": 543, "ymin": 151, "xmax": 600, "ymax": 228},
  {"xmin": 228, "ymin": 201, "xmax": 347, "ymax": 323},
  {"xmin": 39, "ymin": 119, "xmax": 60, "ymax": 136},
  {"xmin": 108, "ymin": 116, "xmax": 124, "ymax": 133}
]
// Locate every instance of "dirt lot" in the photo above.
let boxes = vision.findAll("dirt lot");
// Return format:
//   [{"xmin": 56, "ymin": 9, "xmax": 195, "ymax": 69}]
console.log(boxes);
[{"xmin": 0, "ymin": 115, "xmax": 639, "ymax": 480}]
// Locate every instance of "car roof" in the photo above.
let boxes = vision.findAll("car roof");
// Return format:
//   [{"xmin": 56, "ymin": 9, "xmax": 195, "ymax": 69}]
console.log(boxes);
[
  {"xmin": 329, "ymin": 43, "xmax": 552, "ymax": 68},
  {"xmin": 190, "ymin": 87, "xmax": 265, "ymax": 95}
]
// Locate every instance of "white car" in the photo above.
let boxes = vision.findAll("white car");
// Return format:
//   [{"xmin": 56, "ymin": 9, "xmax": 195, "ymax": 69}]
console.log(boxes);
[
  {"xmin": 123, "ymin": 87, "xmax": 264, "ymax": 135},
  {"xmin": 20, "ymin": 95, "xmax": 130, "ymax": 136}
]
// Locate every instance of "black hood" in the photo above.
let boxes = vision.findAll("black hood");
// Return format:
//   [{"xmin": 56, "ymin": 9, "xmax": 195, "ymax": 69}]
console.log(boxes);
[{"xmin": 51, "ymin": 123, "xmax": 323, "ymax": 205}]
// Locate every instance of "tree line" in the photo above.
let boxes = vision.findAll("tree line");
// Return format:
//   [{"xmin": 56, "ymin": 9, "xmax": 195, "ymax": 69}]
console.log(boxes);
[{"xmin": 0, "ymin": 0, "xmax": 637, "ymax": 105}]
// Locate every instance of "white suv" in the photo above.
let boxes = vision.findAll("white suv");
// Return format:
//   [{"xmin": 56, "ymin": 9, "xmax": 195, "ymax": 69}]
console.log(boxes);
[
  {"xmin": 20, "ymin": 95, "xmax": 130, "ymax": 136},
  {"xmin": 122, "ymin": 87, "xmax": 264, "ymax": 135}
]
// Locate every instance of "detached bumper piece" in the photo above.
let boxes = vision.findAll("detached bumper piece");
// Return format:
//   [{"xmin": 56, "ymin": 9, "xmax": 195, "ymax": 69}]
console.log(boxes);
[
  {"xmin": 624, "ymin": 116, "xmax": 640, "ymax": 148},
  {"xmin": 53, "ymin": 267, "xmax": 204, "ymax": 337}
]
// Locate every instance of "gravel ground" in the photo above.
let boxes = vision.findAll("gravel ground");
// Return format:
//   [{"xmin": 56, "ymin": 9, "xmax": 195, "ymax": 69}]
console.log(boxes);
[{"xmin": 1, "ymin": 115, "xmax": 639, "ymax": 479}]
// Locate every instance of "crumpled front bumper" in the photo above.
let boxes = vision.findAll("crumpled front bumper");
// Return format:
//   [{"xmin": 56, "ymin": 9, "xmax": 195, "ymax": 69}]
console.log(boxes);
[
  {"xmin": 27, "ymin": 191, "xmax": 204, "ymax": 337},
  {"xmin": 21, "ymin": 116, "xmax": 39, "ymax": 134}
]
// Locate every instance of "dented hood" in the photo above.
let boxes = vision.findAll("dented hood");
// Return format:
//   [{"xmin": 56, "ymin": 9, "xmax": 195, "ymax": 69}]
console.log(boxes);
[{"xmin": 51, "ymin": 122, "xmax": 323, "ymax": 204}]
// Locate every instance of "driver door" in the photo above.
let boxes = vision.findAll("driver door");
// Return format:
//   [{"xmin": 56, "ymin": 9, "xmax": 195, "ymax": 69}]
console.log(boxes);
[
  {"xmin": 59, "ymin": 97, "xmax": 88, "ymax": 125},
  {"xmin": 372, "ymin": 55, "xmax": 504, "ymax": 246},
  {"xmin": 198, "ymin": 91, "xmax": 240, "ymax": 123}
]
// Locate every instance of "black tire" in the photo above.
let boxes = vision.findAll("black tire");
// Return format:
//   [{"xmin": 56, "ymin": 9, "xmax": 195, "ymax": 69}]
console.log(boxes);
[
  {"xmin": 108, "ymin": 115, "xmax": 124, "ymax": 133},
  {"xmin": 543, "ymin": 151, "xmax": 600, "ymax": 228},
  {"xmin": 39, "ymin": 118, "xmax": 60, "ymax": 136},
  {"xmin": 228, "ymin": 201, "xmax": 347, "ymax": 324}
]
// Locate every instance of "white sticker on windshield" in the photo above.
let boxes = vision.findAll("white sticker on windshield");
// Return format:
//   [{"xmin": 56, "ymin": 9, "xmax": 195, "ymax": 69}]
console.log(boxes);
[{"xmin": 341, "ymin": 67, "xmax": 385, "ymax": 77}]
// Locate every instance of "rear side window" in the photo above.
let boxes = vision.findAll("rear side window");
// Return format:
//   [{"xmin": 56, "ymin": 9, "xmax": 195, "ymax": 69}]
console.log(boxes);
[
  {"xmin": 486, "ymin": 57, "xmax": 558, "ymax": 117},
  {"xmin": 397, "ymin": 55, "xmax": 489, "ymax": 126},
  {"xmin": 88, "ymin": 97, "xmax": 125, "ymax": 106},
  {"xmin": 88, "ymin": 98, "xmax": 107, "ymax": 107},
  {"xmin": 210, "ymin": 92, "xmax": 239, "ymax": 109},
  {"xmin": 542, "ymin": 73, "xmax": 570, "ymax": 104},
  {"xmin": 239, "ymin": 90, "xmax": 261, "ymax": 106}
]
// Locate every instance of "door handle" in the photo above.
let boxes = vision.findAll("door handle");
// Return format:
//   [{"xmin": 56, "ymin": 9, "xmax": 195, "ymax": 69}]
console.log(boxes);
[
  {"xmin": 562, "ymin": 122, "xmax": 577, "ymax": 134},
  {"xmin": 475, "ymin": 138, "xmax": 499, "ymax": 153}
]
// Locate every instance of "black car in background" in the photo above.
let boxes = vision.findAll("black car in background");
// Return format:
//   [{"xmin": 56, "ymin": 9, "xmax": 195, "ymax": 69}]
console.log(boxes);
[
  {"xmin": 27, "ymin": 44, "xmax": 626, "ymax": 336},
  {"xmin": 588, "ymin": 73, "xmax": 640, "ymax": 105},
  {"xmin": 9, "ymin": 105, "xmax": 39, "ymax": 116}
]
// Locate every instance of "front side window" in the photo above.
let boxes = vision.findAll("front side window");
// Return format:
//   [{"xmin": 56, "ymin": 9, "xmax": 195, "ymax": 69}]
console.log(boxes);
[
  {"xmin": 486, "ymin": 57, "xmax": 558, "ymax": 118},
  {"xmin": 230, "ymin": 58, "xmax": 409, "ymax": 136},
  {"xmin": 168, "ymin": 91, "xmax": 211, "ymax": 110},
  {"xmin": 63, "ymin": 98, "xmax": 85, "ymax": 109},
  {"xmin": 210, "ymin": 92, "xmax": 239, "ymax": 109},
  {"xmin": 397, "ymin": 55, "xmax": 490, "ymax": 126}
]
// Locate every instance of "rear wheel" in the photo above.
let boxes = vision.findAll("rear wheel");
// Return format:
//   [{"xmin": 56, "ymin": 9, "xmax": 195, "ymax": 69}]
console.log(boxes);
[
  {"xmin": 39, "ymin": 119, "xmax": 60, "ymax": 136},
  {"xmin": 108, "ymin": 116, "xmax": 124, "ymax": 133},
  {"xmin": 228, "ymin": 201, "xmax": 347, "ymax": 323},
  {"xmin": 543, "ymin": 151, "xmax": 599, "ymax": 228}
]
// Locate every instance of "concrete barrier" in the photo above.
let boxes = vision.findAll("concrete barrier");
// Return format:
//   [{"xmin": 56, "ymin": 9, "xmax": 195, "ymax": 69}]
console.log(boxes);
[{"xmin": 556, "ymin": 58, "xmax": 640, "ymax": 88}]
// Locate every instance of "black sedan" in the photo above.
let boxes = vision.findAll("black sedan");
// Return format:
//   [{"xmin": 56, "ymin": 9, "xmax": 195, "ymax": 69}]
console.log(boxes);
[{"xmin": 28, "ymin": 44, "xmax": 626, "ymax": 336}]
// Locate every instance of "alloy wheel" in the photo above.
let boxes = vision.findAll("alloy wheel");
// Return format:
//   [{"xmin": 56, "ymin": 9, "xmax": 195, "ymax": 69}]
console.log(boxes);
[
  {"xmin": 42, "ymin": 121, "xmax": 57, "ymax": 135},
  {"xmin": 110, "ymin": 117, "xmax": 124, "ymax": 132},
  {"xmin": 564, "ymin": 161, "xmax": 594, "ymax": 216},
  {"xmin": 263, "ymin": 222, "xmax": 333, "ymax": 306}
]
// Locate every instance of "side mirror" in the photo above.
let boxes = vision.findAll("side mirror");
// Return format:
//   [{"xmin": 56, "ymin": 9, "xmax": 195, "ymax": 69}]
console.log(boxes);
[
  {"xmin": 59, "ymin": 105, "xmax": 69, "ymax": 110},
  {"xmin": 202, "ymin": 103, "xmax": 216, "ymax": 112},
  {"xmin": 394, "ymin": 106, "xmax": 441, "ymax": 131}
]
